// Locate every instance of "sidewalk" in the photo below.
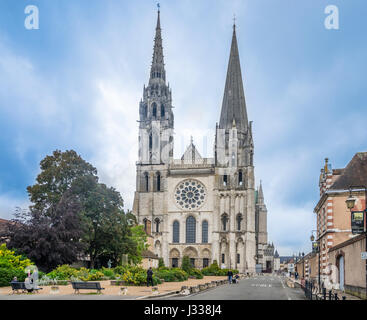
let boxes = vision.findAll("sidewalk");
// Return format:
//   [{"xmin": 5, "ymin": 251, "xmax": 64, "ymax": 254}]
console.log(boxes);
[
  {"xmin": 288, "ymin": 277, "xmax": 362, "ymax": 300},
  {"xmin": 0, "ymin": 276, "xmax": 227, "ymax": 298}
]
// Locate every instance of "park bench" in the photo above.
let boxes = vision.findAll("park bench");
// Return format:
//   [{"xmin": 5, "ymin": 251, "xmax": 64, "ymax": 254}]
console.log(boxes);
[
  {"xmin": 10, "ymin": 281, "xmax": 42, "ymax": 294},
  {"xmin": 71, "ymin": 282, "xmax": 105, "ymax": 294}
]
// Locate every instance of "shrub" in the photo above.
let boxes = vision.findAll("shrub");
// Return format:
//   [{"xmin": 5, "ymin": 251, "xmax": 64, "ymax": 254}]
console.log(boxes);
[
  {"xmin": 154, "ymin": 268, "xmax": 188, "ymax": 282},
  {"xmin": 46, "ymin": 265, "xmax": 78, "ymax": 280},
  {"xmin": 189, "ymin": 268, "xmax": 203, "ymax": 279},
  {"xmin": 101, "ymin": 267, "xmax": 115, "ymax": 279},
  {"xmin": 0, "ymin": 244, "xmax": 33, "ymax": 287}
]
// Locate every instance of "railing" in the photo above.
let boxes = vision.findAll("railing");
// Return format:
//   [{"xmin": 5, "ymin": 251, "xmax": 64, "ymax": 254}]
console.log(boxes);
[{"xmin": 303, "ymin": 280, "xmax": 347, "ymax": 300}]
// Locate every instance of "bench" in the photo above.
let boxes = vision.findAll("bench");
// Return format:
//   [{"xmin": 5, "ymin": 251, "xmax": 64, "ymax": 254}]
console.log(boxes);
[
  {"xmin": 71, "ymin": 282, "xmax": 105, "ymax": 294},
  {"xmin": 10, "ymin": 282, "xmax": 43, "ymax": 294}
]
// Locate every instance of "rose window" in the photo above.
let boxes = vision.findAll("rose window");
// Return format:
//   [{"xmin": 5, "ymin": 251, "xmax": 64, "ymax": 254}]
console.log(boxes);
[{"xmin": 175, "ymin": 179, "xmax": 206, "ymax": 210}]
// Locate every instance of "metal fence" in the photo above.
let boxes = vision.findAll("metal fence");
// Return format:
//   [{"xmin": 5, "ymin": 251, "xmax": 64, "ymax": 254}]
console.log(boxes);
[{"xmin": 303, "ymin": 280, "xmax": 346, "ymax": 300}]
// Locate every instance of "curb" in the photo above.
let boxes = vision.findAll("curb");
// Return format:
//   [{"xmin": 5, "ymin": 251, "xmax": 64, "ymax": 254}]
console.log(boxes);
[{"xmin": 138, "ymin": 276, "xmax": 250, "ymax": 300}]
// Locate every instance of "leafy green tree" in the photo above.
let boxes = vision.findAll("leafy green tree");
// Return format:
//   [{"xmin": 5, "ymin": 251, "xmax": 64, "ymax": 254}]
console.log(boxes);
[
  {"xmin": 27, "ymin": 150, "xmax": 98, "ymax": 215},
  {"xmin": 74, "ymin": 177, "xmax": 137, "ymax": 268},
  {"xmin": 127, "ymin": 224, "xmax": 148, "ymax": 265},
  {"xmin": 158, "ymin": 257, "xmax": 165, "ymax": 268},
  {"xmin": 181, "ymin": 255, "xmax": 192, "ymax": 273}
]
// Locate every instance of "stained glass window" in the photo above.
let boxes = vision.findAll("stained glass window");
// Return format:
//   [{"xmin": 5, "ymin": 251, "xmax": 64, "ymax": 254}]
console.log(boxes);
[
  {"xmin": 186, "ymin": 216, "xmax": 196, "ymax": 243},
  {"xmin": 173, "ymin": 220, "xmax": 179, "ymax": 243},
  {"xmin": 202, "ymin": 220, "xmax": 208, "ymax": 243}
]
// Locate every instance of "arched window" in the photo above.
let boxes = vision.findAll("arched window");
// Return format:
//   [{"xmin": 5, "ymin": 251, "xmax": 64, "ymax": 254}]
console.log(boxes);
[
  {"xmin": 173, "ymin": 221, "xmax": 180, "ymax": 243},
  {"xmin": 221, "ymin": 214, "xmax": 229, "ymax": 231},
  {"xmin": 156, "ymin": 172, "xmax": 161, "ymax": 191},
  {"xmin": 202, "ymin": 220, "xmax": 208, "ymax": 243},
  {"xmin": 186, "ymin": 216, "xmax": 196, "ymax": 243},
  {"xmin": 236, "ymin": 214, "xmax": 243, "ymax": 231},
  {"xmin": 238, "ymin": 170, "xmax": 243, "ymax": 185},
  {"xmin": 143, "ymin": 218, "xmax": 151, "ymax": 235},
  {"xmin": 152, "ymin": 103, "xmax": 157, "ymax": 118},
  {"xmin": 161, "ymin": 104, "xmax": 165, "ymax": 118},
  {"xmin": 154, "ymin": 218, "xmax": 160, "ymax": 233}
]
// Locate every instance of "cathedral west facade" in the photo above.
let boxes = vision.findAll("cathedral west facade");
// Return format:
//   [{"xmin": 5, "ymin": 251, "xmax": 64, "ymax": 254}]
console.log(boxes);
[{"xmin": 132, "ymin": 10, "xmax": 270, "ymax": 273}]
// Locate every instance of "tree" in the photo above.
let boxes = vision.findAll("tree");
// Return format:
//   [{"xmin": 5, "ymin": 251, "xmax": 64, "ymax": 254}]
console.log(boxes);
[
  {"xmin": 74, "ymin": 177, "xmax": 137, "ymax": 268},
  {"xmin": 181, "ymin": 255, "xmax": 192, "ymax": 273},
  {"xmin": 27, "ymin": 149, "xmax": 97, "ymax": 215},
  {"xmin": 6, "ymin": 192, "xmax": 85, "ymax": 272},
  {"xmin": 7, "ymin": 149, "xmax": 140, "ymax": 270},
  {"xmin": 128, "ymin": 224, "xmax": 148, "ymax": 265},
  {"xmin": 158, "ymin": 258, "xmax": 165, "ymax": 268}
]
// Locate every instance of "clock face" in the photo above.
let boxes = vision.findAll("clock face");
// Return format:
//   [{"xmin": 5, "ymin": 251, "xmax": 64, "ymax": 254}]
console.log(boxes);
[{"xmin": 174, "ymin": 179, "xmax": 206, "ymax": 210}]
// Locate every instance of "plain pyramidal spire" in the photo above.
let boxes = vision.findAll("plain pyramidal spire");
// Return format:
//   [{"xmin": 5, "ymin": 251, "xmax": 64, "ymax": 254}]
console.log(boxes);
[{"xmin": 219, "ymin": 21, "xmax": 248, "ymax": 132}]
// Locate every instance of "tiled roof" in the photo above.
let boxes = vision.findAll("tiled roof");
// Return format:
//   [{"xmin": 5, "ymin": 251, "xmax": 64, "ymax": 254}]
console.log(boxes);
[
  {"xmin": 330, "ymin": 152, "xmax": 367, "ymax": 190},
  {"xmin": 141, "ymin": 250, "xmax": 159, "ymax": 259}
]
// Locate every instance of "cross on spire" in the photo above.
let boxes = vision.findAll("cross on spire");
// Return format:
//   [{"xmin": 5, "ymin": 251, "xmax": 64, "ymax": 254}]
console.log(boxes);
[{"xmin": 157, "ymin": 3, "xmax": 160, "ymax": 11}]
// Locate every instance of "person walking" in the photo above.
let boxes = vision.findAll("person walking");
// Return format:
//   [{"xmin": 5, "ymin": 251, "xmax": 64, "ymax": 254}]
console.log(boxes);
[
  {"xmin": 147, "ymin": 267, "xmax": 154, "ymax": 287},
  {"xmin": 227, "ymin": 270, "xmax": 233, "ymax": 284}
]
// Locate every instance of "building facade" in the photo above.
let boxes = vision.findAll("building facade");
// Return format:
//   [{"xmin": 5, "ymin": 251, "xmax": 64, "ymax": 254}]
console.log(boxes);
[
  {"xmin": 314, "ymin": 153, "xmax": 367, "ymax": 286},
  {"xmin": 132, "ymin": 10, "xmax": 270, "ymax": 273}
]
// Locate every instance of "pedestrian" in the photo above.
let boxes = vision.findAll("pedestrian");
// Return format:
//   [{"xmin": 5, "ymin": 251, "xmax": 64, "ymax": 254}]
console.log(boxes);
[
  {"xmin": 234, "ymin": 274, "xmax": 240, "ymax": 284},
  {"xmin": 227, "ymin": 269, "xmax": 233, "ymax": 284},
  {"xmin": 147, "ymin": 267, "xmax": 154, "ymax": 287},
  {"xmin": 11, "ymin": 277, "xmax": 17, "ymax": 283}
]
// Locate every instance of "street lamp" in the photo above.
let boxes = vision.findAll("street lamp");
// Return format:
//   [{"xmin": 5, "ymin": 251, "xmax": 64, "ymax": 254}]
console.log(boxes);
[
  {"xmin": 310, "ymin": 230, "xmax": 321, "ymax": 291},
  {"xmin": 302, "ymin": 252, "xmax": 305, "ymax": 279},
  {"xmin": 345, "ymin": 185, "xmax": 367, "ymax": 300}
]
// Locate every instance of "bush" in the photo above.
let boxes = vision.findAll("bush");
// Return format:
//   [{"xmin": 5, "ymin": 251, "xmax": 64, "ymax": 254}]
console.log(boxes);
[
  {"xmin": 0, "ymin": 244, "xmax": 33, "ymax": 287},
  {"xmin": 46, "ymin": 265, "xmax": 79, "ymax": 280},
  {"xmin": 101, "ymin": 267, "xmax": 115, "ymax": 279},
  {"xmin": 189, "ymin": 268, "xmax": 203, "ymax": 279},
  {"xmin": 201, "ymin": 262, "xmax": 238, "ymax": 276},
  {"xmin": 154, "ymin": 268, "xmax": 188, "ymax": 282}
]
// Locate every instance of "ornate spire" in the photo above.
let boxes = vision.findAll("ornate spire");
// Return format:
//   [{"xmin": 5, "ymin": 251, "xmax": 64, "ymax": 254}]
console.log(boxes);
[
  {"xmin": 219, "ymin": 23, "xmax": 248, "ymax": 132},
  {"xmin": 150, "ymin": 7, "xmax": 166, "ymax": 84}
]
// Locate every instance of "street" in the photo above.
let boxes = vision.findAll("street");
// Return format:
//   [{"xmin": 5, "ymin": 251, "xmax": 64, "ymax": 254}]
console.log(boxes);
[{"xmin": 166, "ymin": 275, "xmax": 306, "ymax": 300}]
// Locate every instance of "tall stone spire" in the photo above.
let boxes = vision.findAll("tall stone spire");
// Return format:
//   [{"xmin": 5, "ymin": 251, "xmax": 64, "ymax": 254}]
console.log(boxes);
[
  {"xmin": 258, "ymin": 181, "xmax": 264, "ymax": 204},
  {"xmin": 219, "ymin": 24, "xmax": 248, "ymax": 132},
  {"xmin": 149, "ymin": 8, "xmax": 166, "ymax": 84}
]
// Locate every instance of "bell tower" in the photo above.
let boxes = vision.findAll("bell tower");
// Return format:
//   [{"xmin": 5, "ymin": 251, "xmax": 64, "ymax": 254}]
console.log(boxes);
[{"xmin": 138, "ymin": 9, "xmax": 174, "ymax": 165}]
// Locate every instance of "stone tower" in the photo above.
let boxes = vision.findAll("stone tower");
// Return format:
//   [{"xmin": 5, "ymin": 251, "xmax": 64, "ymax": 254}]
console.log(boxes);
[{"xmin": 213, "ymin": 23, "xmax": 256, "ymax": 273}]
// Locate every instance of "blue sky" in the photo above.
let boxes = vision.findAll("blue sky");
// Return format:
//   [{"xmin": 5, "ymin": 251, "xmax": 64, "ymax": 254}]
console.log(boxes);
[{"xmin": 0, "ymin": 0, "xmax": 366, "ymax": 256}]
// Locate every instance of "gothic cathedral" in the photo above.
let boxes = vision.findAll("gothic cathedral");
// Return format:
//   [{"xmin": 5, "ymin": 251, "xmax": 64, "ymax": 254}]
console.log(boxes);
[{"xmin": 132, "ymin": 10, "xmax": 270, "ymax": 273}]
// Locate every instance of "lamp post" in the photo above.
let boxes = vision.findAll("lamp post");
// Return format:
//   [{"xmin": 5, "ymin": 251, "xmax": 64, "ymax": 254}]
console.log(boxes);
[
  {"xmin": 302, "ymin": 252, "xmax": 305, "ymax": 279},
  {"xmin": 310, "ymin": 231, "xmax": 321, "ymax": 291},
  {"xmin": 345, "ymin": 185, "xmax": 367, "ymax": 300}
]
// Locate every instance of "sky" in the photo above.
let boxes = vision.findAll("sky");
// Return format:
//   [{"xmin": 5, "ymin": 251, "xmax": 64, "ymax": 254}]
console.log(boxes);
[{"xmin": 0, "ymin": 0, "xmax": 366, "ymax": 256}]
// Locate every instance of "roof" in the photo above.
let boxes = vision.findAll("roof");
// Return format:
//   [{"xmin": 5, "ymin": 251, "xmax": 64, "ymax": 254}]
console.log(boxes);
[
  {"xmin": 141, "ymin": 250, "xmax": 159, "ymax": 260},
  {"xmin": 219, "ymin": 25, "xmax": 248, "ymax": 132},
  {"xmin": 181, "ymin": 139, "xmax": 202, "ymax": 162},
  {"xmin": 0, "ymin": 218, "xmax": 10, "ymax": 232},
  {"xmin": 330, "ymin": 152, "xmax": 367, "ymax": 190}
]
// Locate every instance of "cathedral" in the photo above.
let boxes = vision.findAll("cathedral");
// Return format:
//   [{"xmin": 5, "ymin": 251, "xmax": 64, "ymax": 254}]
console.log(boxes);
[{"xmin": 132, "ymin": 10, "xmax": 271, "ymax": 273}]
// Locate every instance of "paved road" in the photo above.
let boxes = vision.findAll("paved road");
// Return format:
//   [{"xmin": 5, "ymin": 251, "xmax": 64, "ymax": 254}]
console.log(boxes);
[{"xmin": 166, "ymin": 275, "xmax": 306, "ymax": 300}]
